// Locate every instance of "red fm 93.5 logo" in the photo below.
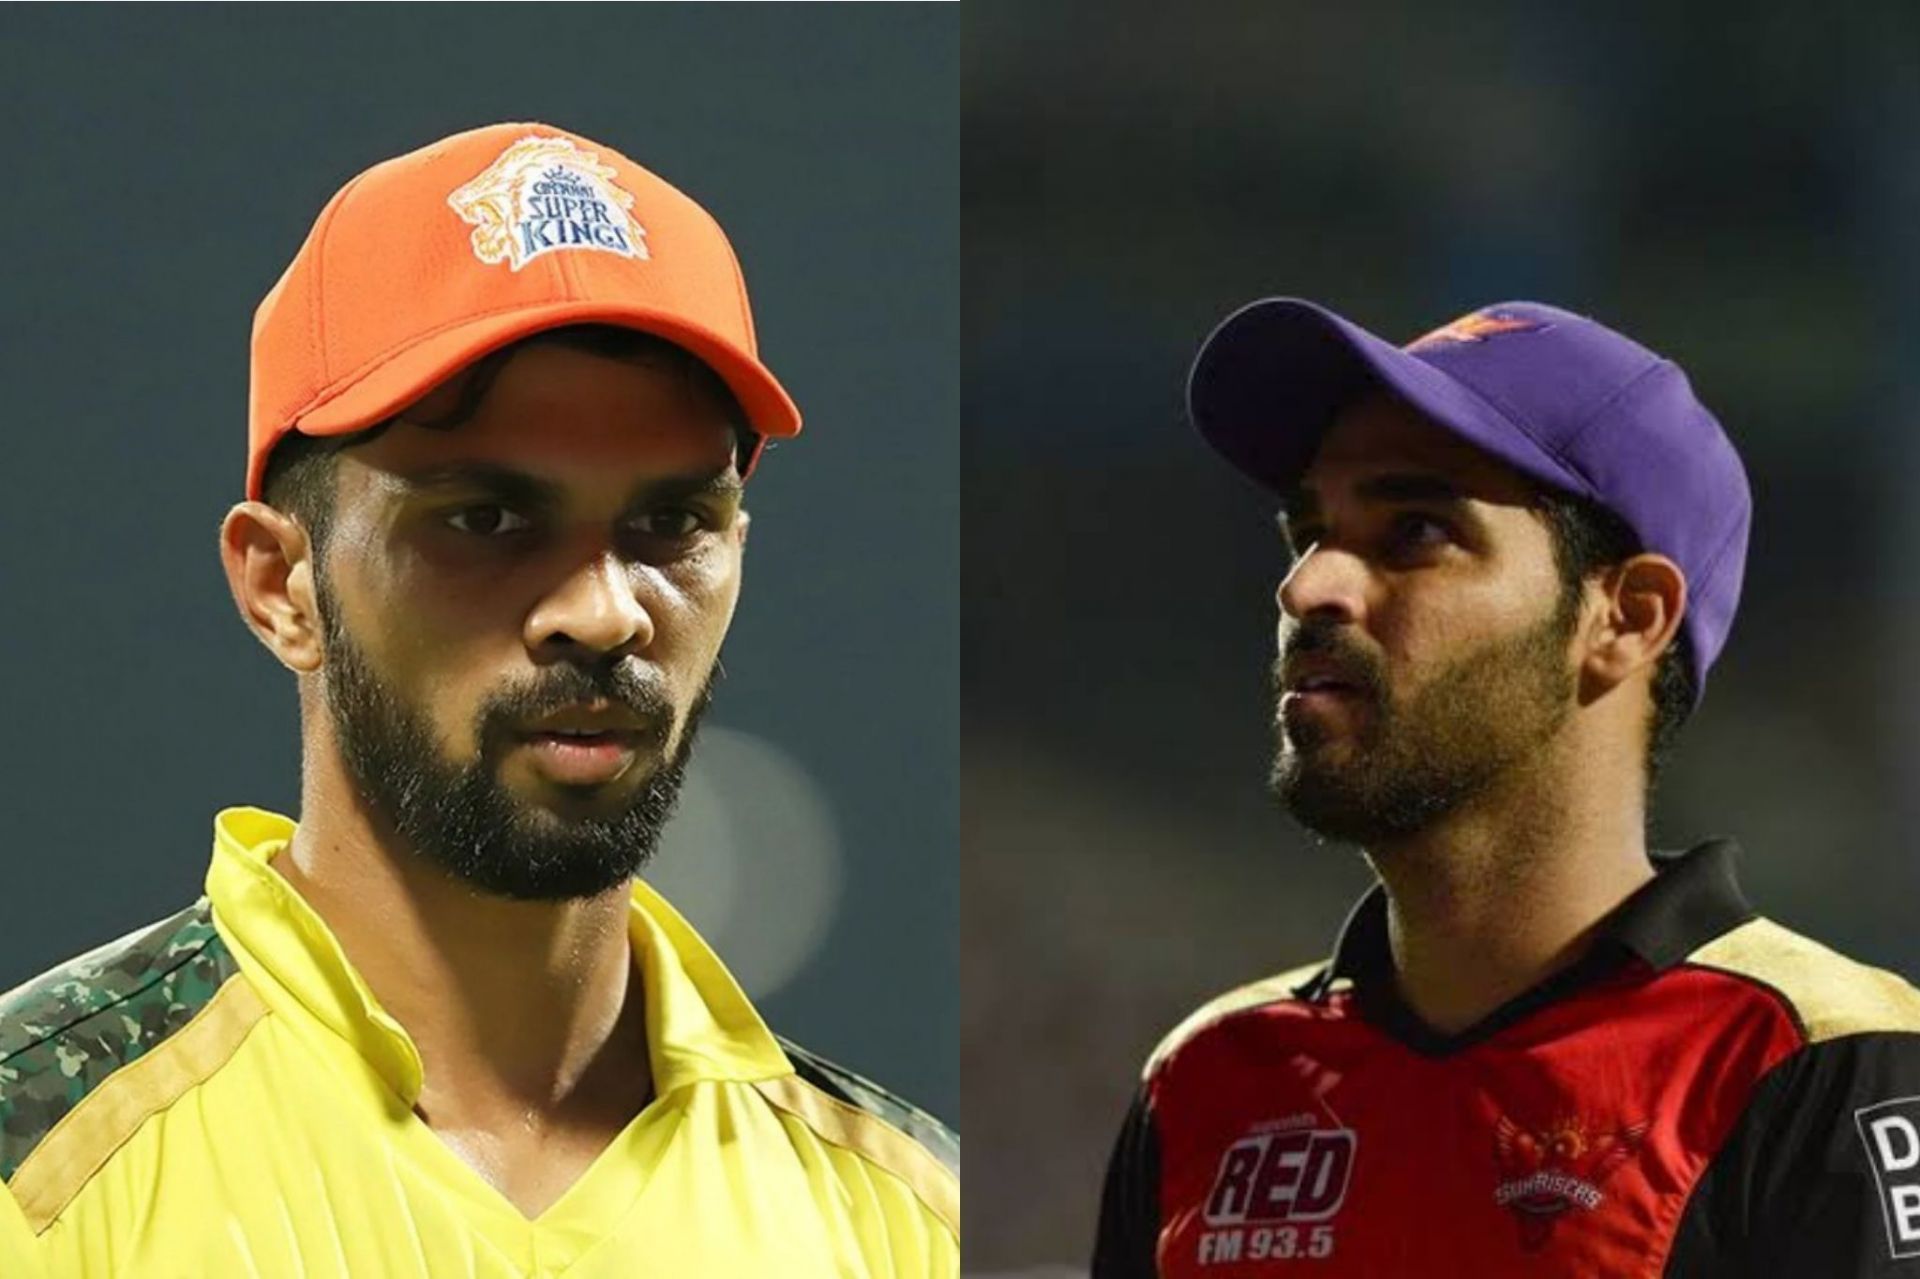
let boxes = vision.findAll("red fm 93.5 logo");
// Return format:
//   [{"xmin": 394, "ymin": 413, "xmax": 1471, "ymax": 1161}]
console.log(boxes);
[{"xmin": 1204, "ymin": 1126, "xmax": 1357, "ymax": 1225}]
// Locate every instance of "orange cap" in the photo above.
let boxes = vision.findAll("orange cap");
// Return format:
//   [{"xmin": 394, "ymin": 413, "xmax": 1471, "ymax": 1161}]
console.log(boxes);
[{"xmin": 247, "ymin": 121, "xmax": 802, "ymax": 499}]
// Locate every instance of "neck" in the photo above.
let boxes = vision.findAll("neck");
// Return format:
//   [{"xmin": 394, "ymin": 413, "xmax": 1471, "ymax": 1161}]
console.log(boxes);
[
  {"xmin": 278, "ymin": 755, "xmax": 650, "ymax": 1124},
  {"xmin": 1363, "ymin": 733, "xmax": 1653, "ymax": 1036}
]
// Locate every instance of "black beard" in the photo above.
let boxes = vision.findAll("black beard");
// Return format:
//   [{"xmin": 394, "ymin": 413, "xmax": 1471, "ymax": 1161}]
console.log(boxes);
[
  {"xmin": 1270, "ymin": 605, "xmax": 1575, "ymax": 847},
  {"xmin": 319, "ymin": 580, "xmax": 712, "ymax": 902}
]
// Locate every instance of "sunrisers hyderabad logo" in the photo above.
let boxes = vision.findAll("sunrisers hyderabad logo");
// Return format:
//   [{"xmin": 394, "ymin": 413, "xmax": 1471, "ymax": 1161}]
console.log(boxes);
[
  {"xmin": 1492, "ymin": 1112, "xmax": 1649, "ymax": 1250},
  {"xmin": 447, "ymin": 135, "xmax": 649, "ymax": 272}
]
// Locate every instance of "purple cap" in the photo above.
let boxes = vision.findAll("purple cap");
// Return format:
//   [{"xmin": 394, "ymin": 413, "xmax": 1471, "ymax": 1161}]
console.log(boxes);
[{"xmin": 1188, "ymin": 299, "xmax": 1750, "ymax": 702}]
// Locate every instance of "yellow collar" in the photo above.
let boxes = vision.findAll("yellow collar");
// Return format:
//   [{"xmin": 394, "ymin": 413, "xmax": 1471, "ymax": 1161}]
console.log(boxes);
[{"xmin": 205, "ymin": 806, "xmax": 792, "ymax": 1103}]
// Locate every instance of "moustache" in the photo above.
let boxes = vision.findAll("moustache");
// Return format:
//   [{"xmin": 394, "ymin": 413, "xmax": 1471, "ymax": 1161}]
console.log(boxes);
[
  {"xmin": 1274, "ymin": 620, "xmax": 1388, "ymax": 703},
  {"xmin": 478, "ymin": 662, "xmax": 677, "ymax": 744}
]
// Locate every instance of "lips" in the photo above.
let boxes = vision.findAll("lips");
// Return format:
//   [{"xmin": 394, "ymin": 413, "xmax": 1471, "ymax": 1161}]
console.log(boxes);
[
  {"xmin": 1279, "ymin": 654, "xmax": 1371, "ymax": 698},
  {"xmin": 521, "ymin": 725, "xmax": 645, "ymax": 745},
  {"xmin": 510, "ymin": 702, "xmax": 660, "ymax": 786},
  {"xmin": 1276, "ymin": 646, "xmax": 1381, "ymax": 743},
  {"xmin": 516, "ymin": 727, "xmax": 647, "ymax": 787},
  {"xmin": 1282, "ymin": 684, "xmax": 1361, "ymax": 717},
  {"xmin": 517, "ymin": 701, "xmax": 649, "ymax": 738},
  {"xmin": 519, "ymin": 727, "xmax": 647, "ymax": 759}
]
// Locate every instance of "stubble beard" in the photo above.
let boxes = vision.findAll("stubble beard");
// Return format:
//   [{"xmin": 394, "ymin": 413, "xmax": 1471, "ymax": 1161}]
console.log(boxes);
[{"xmin": 1270, "ymin": 605, "xmax": 1577, "ymax": 848}]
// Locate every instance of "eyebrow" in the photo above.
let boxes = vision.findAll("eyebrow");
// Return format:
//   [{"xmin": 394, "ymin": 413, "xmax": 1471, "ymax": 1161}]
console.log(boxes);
[
  {"xmin": 1280, "ymin": 471, "xmax": 1468, "ymax": 530},
  {"xmin": 392, "ymin": 461, "xmax": 744, "ymax": 507}
]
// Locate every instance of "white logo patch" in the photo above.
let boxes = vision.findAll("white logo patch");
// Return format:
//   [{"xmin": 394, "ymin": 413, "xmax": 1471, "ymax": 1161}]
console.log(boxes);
[
  {"xmin": 447, "ymin": 135, "xmax": 649, "ymax": 273},
  {"xmin": 1855, "ymin": 1097, "xmax": 1920, "ymax": 1259},
  {"xmin": 1194, "ymin": 1116, "xmax": 1353, "ymax": 1265}
]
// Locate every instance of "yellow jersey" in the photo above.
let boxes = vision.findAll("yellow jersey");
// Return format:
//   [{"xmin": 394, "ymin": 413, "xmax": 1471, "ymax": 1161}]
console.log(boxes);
[{"xmin": 0, "ymin": 808, "xmax": 957, "ymax": 1277}]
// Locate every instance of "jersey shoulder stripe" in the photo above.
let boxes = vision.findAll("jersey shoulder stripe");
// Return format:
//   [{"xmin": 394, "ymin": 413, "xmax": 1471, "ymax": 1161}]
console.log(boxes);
[
  {"xmin": 0, "ymin": 898, "xmax": 242, "ymax": 1182},
  {"xmin": 762, "ymin": 1036, "xmax": 958, "ymax": 1233},
  {"xmin": 1145, "ymin": 960, "xmax": 1336, "ymax": 1079},
  {"xmin": 1686, "ymin": 915, "xmax": 1920, "ymax": 1043},
  {"xmin": 772, "ymin": 1034, "xmax": 958, "ymax": 1173}
]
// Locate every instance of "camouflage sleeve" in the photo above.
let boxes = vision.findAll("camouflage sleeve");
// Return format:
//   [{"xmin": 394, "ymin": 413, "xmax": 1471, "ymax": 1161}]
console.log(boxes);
[{"xmin": 0, "ymin": 900, "xmax": 239, "ymax": 1181}]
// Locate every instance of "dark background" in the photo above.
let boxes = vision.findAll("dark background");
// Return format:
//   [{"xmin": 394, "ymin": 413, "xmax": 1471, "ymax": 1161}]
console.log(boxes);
[
  {"xmin": 0, "ymin": 7, "xmax": 957, "ymax": 1124},
  {"xmin": 965, "ymin": 3, "xmax": 1920, "ymax": 1269}
]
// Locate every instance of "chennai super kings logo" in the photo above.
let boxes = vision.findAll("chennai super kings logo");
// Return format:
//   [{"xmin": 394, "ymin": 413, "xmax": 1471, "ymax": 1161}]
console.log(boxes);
[{"xmin": 447, "ymin": 135, "xmax": 649, "ymax": 272}]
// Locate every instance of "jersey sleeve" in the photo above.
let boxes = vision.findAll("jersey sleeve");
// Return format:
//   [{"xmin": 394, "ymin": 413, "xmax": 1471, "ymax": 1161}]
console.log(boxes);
[
  {"xmin": 1667, "ymin": 1032, "xmax": 1920, "ymax": 1276},
  {"xmin": 1092, "ymin": 1085, "xmax": 1162, "ymax": 1279}
]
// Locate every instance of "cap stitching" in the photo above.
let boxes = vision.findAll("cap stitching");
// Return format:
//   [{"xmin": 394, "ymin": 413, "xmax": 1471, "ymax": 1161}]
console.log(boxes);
[
  {"xmin": 1687, "ymin": 507, "xmax": 1746, "ymax": 623},
  {"xmin": 689, "ymin": 198, "xmax": 755, "ymax": 349},
  {"xmin": 1409, "ymin": 361, "xmax": 1602, "ymax": 500},
  {"xmin": 303, "ymin": 170, "xmax": 372, "ymax": 390},
  {"xmin": 1671, "ymin": 505, "xmax": 1747, "ymax": 696},
  {"xmin": 1556, "ymin": 357, "xmax": 1673, "ymax": 456}
]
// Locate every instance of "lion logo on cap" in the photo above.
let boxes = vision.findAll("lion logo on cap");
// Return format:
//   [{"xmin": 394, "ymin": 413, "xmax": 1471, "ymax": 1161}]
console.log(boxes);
[{"xmin": 447, "ymin": 135, "xmax": 649, "ymax": 273}]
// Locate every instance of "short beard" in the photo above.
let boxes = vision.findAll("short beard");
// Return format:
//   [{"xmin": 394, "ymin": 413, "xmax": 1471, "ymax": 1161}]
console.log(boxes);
[
  {"xmin": 318, "ymin": 577, "xmax": 712, "ymax": 902},
  {"xmin": 1270, "ymin": 600, "xmax": 1577, "ymax": 847}
]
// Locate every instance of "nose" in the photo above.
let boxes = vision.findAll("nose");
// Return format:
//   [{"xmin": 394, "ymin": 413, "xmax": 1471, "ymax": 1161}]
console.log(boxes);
[
  {"xmin": 1276, "ymin": 544, "xmax": 1366, "ymax": 626},
  {"xmin": 525, "ymin": 552, "xmax": 656, "ymax": 661}
]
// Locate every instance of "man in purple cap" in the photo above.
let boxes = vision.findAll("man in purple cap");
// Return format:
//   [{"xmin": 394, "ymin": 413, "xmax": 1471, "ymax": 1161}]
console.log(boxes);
[{"xmin": 1092, "ymin": 300, "xmax": 1920, "ymax": 1276}]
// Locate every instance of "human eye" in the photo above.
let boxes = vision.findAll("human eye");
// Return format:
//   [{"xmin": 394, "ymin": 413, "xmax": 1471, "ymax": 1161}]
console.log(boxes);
[
  {"xmin": 629, "ymin": 507, "xmax": 705, "ymax": 539},
  {"xmin": 1385, "ymin": 511, "xmax": 1452, "ymax": 554},
  {"xmin": 443, "ymin": 504, "xmax": 533, "ymax": 536}
]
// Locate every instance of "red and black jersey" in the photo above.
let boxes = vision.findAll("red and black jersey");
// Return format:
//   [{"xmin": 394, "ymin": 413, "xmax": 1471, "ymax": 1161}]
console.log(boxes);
[{"xmin": 1093, "ymin": 842, "xmax": 1920, "ymax": 1277}]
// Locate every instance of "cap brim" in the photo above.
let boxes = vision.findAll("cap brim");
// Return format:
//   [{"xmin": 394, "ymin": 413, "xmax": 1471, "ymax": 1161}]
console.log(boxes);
[
  {"xmin": 253, "ymin": 300, "xmax": 801, "ymax": 497},
  {"xmin": 1187, "ymin": 298, "xmax": 1591, "ymax": 502}
]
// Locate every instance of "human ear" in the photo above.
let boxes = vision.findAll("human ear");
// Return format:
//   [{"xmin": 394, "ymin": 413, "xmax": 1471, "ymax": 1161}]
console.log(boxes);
[
  {"xmin": 219, "ymin": 502, "xmax": 325, "ymax": 674},
  {"xmin": 1579, "ymin": 553, "xmax": 1687, "ymax": 699}
]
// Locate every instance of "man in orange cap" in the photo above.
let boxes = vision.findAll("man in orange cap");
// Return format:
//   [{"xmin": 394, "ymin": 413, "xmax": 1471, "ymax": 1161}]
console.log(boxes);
[{"xmin": 0, "ymin": 123, "xmax": 956, "ymax": 1278}]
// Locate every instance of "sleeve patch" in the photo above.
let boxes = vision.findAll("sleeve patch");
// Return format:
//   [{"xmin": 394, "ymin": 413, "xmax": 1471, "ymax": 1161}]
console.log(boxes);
[{"xmin": 1855, "ymin": 1096, "xmax": 1920, "ymax": 1259}]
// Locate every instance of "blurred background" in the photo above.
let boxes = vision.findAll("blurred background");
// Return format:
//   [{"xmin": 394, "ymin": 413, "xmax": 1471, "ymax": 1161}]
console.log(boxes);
[
  {"xmin": 0, "ymin": 7, "xmax": 956, "ymax": 1123},
  {"xmin": 965, "ymin": 2, "xmax": 1920, "ymax": 1269}
]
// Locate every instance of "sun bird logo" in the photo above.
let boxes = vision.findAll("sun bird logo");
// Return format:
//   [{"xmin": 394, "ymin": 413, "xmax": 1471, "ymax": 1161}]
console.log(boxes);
[
  {"xmin": 448, "ymin": 135, "xmax": 649, "ymax": 273},
  {"xmin": 1491, "ymin": 1111, "xmax": 1648, "ymax": 1251},
  {"xmin": 1405, "ymin": 310, "xmax": 1547, "ymax": 352}
]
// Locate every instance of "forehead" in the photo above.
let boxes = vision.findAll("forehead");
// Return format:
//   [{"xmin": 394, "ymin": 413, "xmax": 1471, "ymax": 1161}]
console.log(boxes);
[
  {"xmin": 347, "ymin": 343, "xmax": 738, "ymax": 486},
  {"xmin": 1298, "ymin": 389, "xmax": 1536, "ymax": 507}
]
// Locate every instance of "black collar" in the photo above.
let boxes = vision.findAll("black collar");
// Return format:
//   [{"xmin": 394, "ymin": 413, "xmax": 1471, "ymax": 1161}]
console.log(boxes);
[{"xmin": 1301, "ymin": 839, "xmax": 1757, "ymax": 1055}]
